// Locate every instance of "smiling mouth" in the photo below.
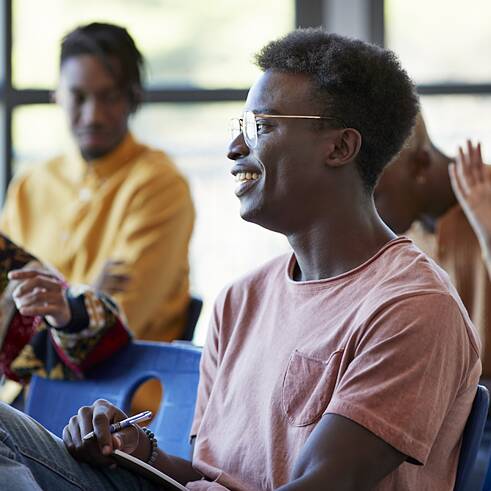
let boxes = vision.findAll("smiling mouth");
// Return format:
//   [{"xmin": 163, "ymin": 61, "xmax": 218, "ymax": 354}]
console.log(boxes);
[
  {"xmin": 233, "ymin": 171, "xmax": 262, "ymax": 197},
  {"xmin": 234, "ymin": 171, "xmax": 260, "ymax": 182}
]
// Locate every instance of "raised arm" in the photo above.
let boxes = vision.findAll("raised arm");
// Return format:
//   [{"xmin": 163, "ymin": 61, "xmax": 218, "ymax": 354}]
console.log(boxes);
[{"xmin": 449, "ymin": 141, "xmax": 491, "ymax": 278}]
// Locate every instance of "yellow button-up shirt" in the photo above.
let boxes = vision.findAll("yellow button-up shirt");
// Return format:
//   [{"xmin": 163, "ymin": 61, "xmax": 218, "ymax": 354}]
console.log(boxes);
[{"xmin": 0, "ymin": 133, "xmax": 194, "ymax": 342}]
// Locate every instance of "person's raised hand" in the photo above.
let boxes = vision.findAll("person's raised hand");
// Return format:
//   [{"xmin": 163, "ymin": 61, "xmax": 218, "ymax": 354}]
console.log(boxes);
[
  {"xmin": 93, "ymin": 259, "xmax": 131, "ymax": 296},
  {"xmin": 449, "ymin": 140, "xmax": 491, "ymax": 254},
  {"xmin": 8, "ymin": 265, "xmax": 71, "ymax": 327},
  {"xmin": 62, "ymin": 399, "xmax": 150, "ymax": 467}
]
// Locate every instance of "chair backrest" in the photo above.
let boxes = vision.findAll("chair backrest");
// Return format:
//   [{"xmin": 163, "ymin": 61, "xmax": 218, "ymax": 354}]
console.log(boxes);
[
  {"xmin": 25, "ymin": 341, "xmax": 202, "ymax": 459},
  {"xmin": 180, "ymin": 296, "xmax": 203, "ymax": 342},
  {"xmin": 454, "ymin": 384, "xmax": 490, "ymax": 491}
]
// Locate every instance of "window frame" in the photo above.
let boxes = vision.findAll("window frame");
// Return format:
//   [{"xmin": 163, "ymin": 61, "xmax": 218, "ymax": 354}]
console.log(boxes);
[
  {"xmin": 0, "ymin": 0, "xmax": 325, "ymax": 201},
  {"xmin": 1, "ymin": 0, "xmax": 489, "ymax": 202}
]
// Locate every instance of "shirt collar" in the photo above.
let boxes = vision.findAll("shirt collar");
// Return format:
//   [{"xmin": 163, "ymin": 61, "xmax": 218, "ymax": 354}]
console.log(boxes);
[{"xmin": 68, "ymin": 132, "xmax": 145, "ymax": 182}]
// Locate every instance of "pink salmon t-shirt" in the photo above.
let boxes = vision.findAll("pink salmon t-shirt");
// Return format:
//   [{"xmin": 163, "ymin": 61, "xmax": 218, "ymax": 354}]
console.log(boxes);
[{"xmin": 190, "ymin": 238, "xmax": 481, "ymax": 490}]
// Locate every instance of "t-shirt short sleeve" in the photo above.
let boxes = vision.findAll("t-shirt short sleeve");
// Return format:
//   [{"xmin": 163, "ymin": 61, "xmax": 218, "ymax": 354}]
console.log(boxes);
[
  {"xmin": 325, "ymin": 292, "xmax": 476, "ymax": 465},
  {"xmin": 190, "ymin": 304, "xmax": 221, "ymax": 439}
]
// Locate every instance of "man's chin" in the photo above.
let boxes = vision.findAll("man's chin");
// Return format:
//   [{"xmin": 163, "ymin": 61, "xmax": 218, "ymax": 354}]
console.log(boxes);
[
  {"xmin": 80, "ymin": 148, "xmax": 107, "ymax": 160},
  {"xmin": 77, "ymin": 134, "xmax": 124, "ymax": 161},
  {"xmin": 239, "ymin": 204, "xmax": 284, "ymax": 234}
]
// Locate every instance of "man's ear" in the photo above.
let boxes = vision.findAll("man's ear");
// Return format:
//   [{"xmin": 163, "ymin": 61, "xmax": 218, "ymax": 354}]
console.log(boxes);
[
  {"xmin": 325, "ymin": 128, "xmax": 362, "ymax": 168},
  {"xmin": 409, "ymin": 147, "xmax": 431, "ymax": 182}
]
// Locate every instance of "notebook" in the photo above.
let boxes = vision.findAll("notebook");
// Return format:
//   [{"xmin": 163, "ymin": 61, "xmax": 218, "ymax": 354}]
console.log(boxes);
[{"xmin": 112, "ymin": 449, "xmax": 188, "ymax": 490}]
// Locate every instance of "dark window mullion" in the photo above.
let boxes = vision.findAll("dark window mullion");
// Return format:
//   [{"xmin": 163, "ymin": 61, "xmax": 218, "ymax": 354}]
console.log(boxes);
[{"xmin": 0, "ymin": 0, "xmax": 13, "ymax": 200}]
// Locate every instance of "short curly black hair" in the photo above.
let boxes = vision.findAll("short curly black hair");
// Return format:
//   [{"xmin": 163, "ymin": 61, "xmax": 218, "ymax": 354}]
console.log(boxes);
[
  {"xmin": 60, "ymin": 22, "xmax": 144, "ymax": 110},
  {"xmin": 255, "ymin": 28, "xmax": 419, "ymax": 191}
]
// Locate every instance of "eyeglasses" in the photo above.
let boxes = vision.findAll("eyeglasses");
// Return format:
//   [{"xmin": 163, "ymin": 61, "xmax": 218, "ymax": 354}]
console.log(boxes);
[{"xmin": 230, "ymin": 110, "xmax": 346, "ymax": 149}]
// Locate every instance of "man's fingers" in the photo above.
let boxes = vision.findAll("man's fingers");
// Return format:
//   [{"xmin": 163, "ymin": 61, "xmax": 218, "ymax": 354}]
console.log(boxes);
[
  {"xmin": 466, "ymin": 139, "xmax": 485, "ymax": 183},
  {"xmin": 103, "ymin": 260, "xmax": 126, "ymax": 269},
  {"xmin": 14, "ymin": 290, "xmax": 64, "ymax": 312},
  {"xmin": 454, "ymin": 148, "xmax": 471, "ymax": 196},
  {"xmin": 92, "ymin": 400, "xmax": 126, "ymax": 456},
  {"xmin": 68, "ymin": 415, "xmax": 83, "ymax": 448},
  {"xmin": 77, "ymin": 406, "xmax": 95, "ymax": 440},
  {"xmin": 12, "ymin": 275, "xmax": 63, "ymax": 298},
  {"xmin": 62, "ymin": 425, "xmax": 76, "ymax": 455},
  {"xmin": 112, "ymin": 425, "xmax": 139, "ymax": 454},
  {"xmin": 449, "ymin": 163, "xmax": 467, "ymax": 205},
  {"xmin": 8, "ymin": 269, "xmax": 59, "ymax": 281},
  {"xmin": 99, "ymin": 275, "xmax": 131, "ymax": 293}
]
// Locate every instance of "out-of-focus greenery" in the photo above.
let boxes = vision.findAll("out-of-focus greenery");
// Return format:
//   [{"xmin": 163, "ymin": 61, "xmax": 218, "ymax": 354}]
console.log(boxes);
[{"xmin": 13, "ymin": 0, "xmax": 294, "ymax": 88}]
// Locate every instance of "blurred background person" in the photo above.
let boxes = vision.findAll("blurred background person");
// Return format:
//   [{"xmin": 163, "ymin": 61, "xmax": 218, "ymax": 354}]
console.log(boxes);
[
  {"xmin": 0, "ymin": 23, "xmax": 194, "ymax": 343},
  {"xmin": 0, "ymin": 22, "xmax": 195, "ymax": 413},
  {"xmin": 375, "ymin": 114, "xmax": 491, "ymax": 390}
]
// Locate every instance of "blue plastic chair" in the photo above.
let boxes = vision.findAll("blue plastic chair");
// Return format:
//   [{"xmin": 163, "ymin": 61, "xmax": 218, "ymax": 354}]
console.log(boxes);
[
  {"xmin": 25, "ymin": 341, "xmax": 202, "ymax": 459},
  {"xmin": 454, "ymin": 385, "xmax": 490, "ymax": 491}
]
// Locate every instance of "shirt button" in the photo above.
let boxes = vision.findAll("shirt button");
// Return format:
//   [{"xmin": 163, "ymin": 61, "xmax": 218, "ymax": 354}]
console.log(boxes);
[
  {"xmin": 60, "ymin": 232, "xmax": 69, "ymax": 242},
  {"xmin": 79, "ymin": 188, "xmax": 92, "ymax": 201}
]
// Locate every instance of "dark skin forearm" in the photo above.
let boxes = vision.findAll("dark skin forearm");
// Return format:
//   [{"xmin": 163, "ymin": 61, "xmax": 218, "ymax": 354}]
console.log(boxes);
[{"xmin": 276, "ymin": 414, "xmax": 405, "ymax": 491}]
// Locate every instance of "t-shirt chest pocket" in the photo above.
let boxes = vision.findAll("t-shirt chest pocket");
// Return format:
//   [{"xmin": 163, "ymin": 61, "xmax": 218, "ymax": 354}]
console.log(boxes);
[{"xmin": 282, "ymin": 349, "xmax": 343, "ymax": 427}]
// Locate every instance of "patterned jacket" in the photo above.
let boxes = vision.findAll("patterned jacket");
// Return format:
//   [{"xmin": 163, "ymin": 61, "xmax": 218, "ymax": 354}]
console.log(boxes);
[{"xmin": 0, "ymin": 234, "xmax": 130, "ymax": 382}]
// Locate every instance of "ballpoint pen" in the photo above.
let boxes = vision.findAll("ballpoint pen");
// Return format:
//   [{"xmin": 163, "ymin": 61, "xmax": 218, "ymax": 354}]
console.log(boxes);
[{"xmin": 83, "ymin": 410, "xmax": 152, "ymax": 441}]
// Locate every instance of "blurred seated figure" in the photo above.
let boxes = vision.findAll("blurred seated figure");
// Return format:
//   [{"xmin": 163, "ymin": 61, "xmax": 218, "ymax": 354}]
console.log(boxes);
[
  {"xmin": 0, "ymin": 233, "xmax": 130, "ymax": 402},
  {"xmin": 0, "ymin": 23, "xmax": 195, "ymax": 413},
  {"xmin": 0, "ymin": 22, "xmax": 194, "ymax": 344},
  {"xmin": 375, "ymin": 113, "xmax": 491, "ymax": 386}
]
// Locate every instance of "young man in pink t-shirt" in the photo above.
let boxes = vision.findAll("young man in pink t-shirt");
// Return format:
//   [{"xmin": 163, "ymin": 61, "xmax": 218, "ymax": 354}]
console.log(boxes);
[{"xmin": 0, "ymin": 29, "xmax": 482, "ymax": 491}]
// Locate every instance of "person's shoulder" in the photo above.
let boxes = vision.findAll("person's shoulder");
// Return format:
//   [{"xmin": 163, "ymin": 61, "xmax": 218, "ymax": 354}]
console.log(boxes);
[
  {"xmin": 374, "ymin": 238, "xmax": 457, "ymax": 295},
  {"xmin": 366, "ymin": 239, "xmax": 481, "ymax": 356},
  {"xmin": 127, "ymin": 143, "xmax": 190, "ymax": 193},
  {"xmin": 133, "ymin": 144, "xmax": 183, "ymax": 180},
  {"xmin": 7, "ymin": 155, "xmax": 65, "ymax": 190}
]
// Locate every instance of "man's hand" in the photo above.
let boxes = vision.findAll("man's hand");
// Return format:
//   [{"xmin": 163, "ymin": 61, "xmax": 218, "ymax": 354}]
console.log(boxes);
[
  {"xmin": 449, "ymin": 140, "xmax": 491, "ymax": 256},
  {"xmin": 62, "ymin": 399, "xmax": 151, "ymax": 467},
  {"xmin": 93, "ymin": 260, "xmax": 131, "ymax": 296},
  {"xmin": 8, "ymin": 267, "xmax": 71, "ymax": 327}
]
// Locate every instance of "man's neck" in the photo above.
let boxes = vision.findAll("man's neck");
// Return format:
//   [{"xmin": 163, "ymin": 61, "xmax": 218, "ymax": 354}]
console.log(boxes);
[{"xmin": 288, "ymin": 199, "xmax": 396, "ymax": 282}]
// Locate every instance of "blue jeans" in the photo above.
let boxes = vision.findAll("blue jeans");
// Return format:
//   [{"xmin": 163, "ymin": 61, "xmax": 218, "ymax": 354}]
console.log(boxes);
[{"xmin": 0, "ymin": 402, "xmax": 159, "ymax": 490}]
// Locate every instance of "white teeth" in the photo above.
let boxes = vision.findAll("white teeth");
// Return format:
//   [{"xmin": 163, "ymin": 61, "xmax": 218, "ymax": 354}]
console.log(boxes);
[{"xmin": 235, "ymin": 171, "xmax": 261, "ymax": 182}]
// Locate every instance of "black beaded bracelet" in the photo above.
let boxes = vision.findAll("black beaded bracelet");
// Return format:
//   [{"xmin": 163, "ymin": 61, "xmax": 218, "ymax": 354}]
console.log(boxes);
[{"xmin": 142, "ymin": 427, "xmax": 158, "ymax": 465}]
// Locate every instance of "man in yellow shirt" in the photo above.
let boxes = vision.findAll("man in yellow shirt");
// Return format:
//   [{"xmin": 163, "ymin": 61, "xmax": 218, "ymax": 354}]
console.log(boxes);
[{"xmin": 0, "ymin": 23, "xmax": 195, "ymax": 346}]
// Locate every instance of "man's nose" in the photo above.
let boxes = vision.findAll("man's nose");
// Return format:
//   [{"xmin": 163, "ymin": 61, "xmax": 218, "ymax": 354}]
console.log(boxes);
[
  {"xmin": 227, "ymin": 132, "xmax": 250, "ymax": 161},
  {"xmin": 81, "ymin": 98, "xmax": 105, "ymax": 126}
]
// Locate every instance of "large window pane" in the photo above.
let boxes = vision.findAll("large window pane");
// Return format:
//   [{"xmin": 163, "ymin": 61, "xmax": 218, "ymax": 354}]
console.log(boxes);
[
  {"xmin": 12, "ymin": 102, "xmax": 290, "ymax": 344},
  {"xmin": 13, "ymin": 0, "xmax": 294, "ymax": 89},
  {"xmin": 420, "ymin": 95, "xmax": 491, "ymax": 162},
  {"xmin": 13, "ymin": 105, "xmax": 68, "ymax": 171},
  {"xmin": 385, "ymin": 0, "xmax": 491, "ymax": 84}
]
